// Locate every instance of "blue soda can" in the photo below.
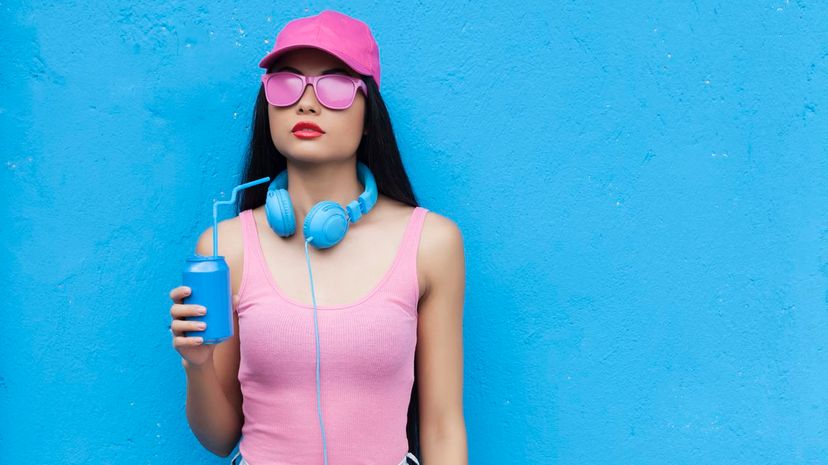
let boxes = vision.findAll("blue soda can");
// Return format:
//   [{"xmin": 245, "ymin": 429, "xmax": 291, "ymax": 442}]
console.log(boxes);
[
  {"xmin": 181, "ymin": 254, "xmax": 233, "ymax": 344},
  {"xmin": 180, "ymin": 175, "xmax": 270, "ymax": 344}
]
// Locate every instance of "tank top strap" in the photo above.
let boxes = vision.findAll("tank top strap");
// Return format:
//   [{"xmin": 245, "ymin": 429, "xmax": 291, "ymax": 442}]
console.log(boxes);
[
  {"xmin": 392, "ymin": 206, "xmax": 429, "ymax": 306},
  {"xmin": 237, "ymin": 209, "xmax": 270, "ymax": 303}
]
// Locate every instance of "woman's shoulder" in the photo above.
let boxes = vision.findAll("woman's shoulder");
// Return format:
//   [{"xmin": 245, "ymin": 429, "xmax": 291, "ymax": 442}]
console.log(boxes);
[
  {"xmin": 193, "ymin": 213, "xmax": 247, "ymax": 292},
  {"xmin": 418, "ymin": 208, "xmax": 463, "ymax": 263},
  {"xmin": 397, "ymin": 202, "xmax": 464, "ymax": 298},
  {"xmin": 374, "ymin": 196, "xmax": 460, "ymax": 247},
  {"xmin": 194, "ymin": 211, "xmax": 246, "ymax": 257}
]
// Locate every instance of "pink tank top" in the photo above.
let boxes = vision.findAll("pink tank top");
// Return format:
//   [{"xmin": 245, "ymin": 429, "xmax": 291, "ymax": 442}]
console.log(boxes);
[{"xmin": 235, "ymin": 206, "xmax": 428, "ymax": 465}]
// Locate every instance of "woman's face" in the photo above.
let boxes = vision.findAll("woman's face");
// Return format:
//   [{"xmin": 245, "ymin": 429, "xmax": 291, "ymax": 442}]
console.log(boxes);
[{"xmin": 266, "ymin": 48, "xmax": 367, "ymax": 164}]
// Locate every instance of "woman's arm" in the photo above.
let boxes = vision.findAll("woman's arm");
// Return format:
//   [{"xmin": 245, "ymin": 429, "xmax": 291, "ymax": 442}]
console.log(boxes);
[
  {"xmin": 183, "ymin": 356, "xmax": 243, "ymax": 456},
  {"xmin": 416, "ymin": 213, "xmax": 469, "ymax": 464},
  {"xmin": 182, "ymin": 225, "xmax": 244, "ymax": 457}
]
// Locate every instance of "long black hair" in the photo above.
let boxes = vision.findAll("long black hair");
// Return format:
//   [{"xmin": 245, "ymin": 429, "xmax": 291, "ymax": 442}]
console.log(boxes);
[{"xmin": 234, "ymin": 69, "xmax": 422, "ymax": 459}]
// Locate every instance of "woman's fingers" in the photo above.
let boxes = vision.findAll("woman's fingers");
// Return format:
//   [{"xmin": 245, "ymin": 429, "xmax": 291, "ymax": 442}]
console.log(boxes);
[
  {"xmin": 170, "ymin": 303, "xmax": 207, "ymax": 319},
  {"xmin": 171, "ymin": 319, "xmax": 207, "ymax": 334},
  {"xmin": 173, "ymin": 335, "xmax": 204, "ymax": 347},
  {"xmin": 169, "ymin": 285, "xmax": 191, "ymax": 304}
]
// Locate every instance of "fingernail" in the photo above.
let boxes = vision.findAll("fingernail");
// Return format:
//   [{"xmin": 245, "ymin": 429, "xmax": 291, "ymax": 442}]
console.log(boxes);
[
  {"xmin": 198, "ymin": 307, "xmax": 207, "ymax": 314},
  {"xmin": 198, "ymin": 323, "xmax": 206, "ymax": 329}
]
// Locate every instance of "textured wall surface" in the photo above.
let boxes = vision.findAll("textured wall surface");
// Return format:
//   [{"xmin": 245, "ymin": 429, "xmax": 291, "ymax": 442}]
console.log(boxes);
[{"xmin": 2, "ymin": 1, "xmax": 827, "ymax": 464}]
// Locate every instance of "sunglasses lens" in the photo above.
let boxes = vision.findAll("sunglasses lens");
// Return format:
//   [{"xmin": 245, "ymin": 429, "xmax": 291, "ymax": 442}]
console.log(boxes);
[
  {"xmin": 264, "ymin": 73, "xmax": 304, "ymax": 106},
  {"xmin": 316, "ymin": 75, "xmax": 358, "ymax": 109}
]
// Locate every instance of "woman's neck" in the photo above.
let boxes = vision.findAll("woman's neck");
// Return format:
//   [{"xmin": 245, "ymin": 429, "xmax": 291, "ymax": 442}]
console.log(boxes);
[{"xmin": 283, "ymin": 159, "xmax": 366, "ymax": 221}]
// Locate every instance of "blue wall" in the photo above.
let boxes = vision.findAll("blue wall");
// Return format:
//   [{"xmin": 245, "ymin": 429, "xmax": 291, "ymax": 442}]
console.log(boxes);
[{"xmin": 2, "ymin": 1, "xmax": 827, "ymax": 464}]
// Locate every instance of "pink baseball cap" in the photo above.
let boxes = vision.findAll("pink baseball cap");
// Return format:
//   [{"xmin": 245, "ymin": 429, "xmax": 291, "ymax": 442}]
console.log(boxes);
[{"xmin": 258, "ymin": 10, "xmax": 382, "ymax": 89}]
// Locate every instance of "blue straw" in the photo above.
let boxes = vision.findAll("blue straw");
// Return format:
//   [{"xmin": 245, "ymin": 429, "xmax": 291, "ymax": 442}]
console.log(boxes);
[{"xmin": 212, "ymin": 177, "xmax": 270, "ymax": 257}]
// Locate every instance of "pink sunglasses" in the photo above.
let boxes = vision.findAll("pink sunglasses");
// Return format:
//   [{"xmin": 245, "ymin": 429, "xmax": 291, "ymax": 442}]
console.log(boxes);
[{"xmin": 260, "ymin": 71, "xmax": 368, "ymax": 110}]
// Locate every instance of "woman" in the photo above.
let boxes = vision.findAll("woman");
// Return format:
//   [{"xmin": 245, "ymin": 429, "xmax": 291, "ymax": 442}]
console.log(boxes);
[{"xmin": 167, "ymin": 10, "xmax": 468, "ymax": 465}]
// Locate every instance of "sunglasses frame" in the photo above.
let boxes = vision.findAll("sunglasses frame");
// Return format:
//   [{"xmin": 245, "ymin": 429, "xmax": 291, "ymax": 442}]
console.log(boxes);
[{"xmin": 260, "ymin": 71, "xmax": 368, "ymax": 110}]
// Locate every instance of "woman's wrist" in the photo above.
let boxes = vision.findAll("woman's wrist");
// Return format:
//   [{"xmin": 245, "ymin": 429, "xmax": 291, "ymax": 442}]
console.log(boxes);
[{"xmin": 182, "ymin": 357, "xmax": 214, "ymax": 374}]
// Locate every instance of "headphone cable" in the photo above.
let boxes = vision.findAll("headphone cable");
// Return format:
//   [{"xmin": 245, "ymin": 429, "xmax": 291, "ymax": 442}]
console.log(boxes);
[{"xmin": 304, "ymin": 236, "xmax": 330, "ymax": 465}]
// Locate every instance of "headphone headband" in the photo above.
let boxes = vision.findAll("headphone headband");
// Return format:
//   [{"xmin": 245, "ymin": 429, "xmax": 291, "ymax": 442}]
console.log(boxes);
[
  {"xmin": 265, "ymin": 161, "xmax": 378, "ymax": 249},
  {"xmin": 269, "ymin": 161, "xmax": 377, "ymax": 223}
]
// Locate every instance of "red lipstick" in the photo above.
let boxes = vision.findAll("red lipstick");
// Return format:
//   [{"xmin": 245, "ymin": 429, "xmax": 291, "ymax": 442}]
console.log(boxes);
[{"xmin": 292, "ymin": 121, "xmax": 325, "ymax": 139}]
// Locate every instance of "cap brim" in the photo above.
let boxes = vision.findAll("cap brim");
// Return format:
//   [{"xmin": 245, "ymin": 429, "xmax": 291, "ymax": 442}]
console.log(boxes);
[{"xmin": 258, "ymin": 44, "xmax": 371, "ymax": 77}]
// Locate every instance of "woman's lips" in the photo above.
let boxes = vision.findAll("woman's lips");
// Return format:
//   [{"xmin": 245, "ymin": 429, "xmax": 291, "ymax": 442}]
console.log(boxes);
[{"xmin": 292, "ymin": 129, "xmax": 324, "ymax": 139}]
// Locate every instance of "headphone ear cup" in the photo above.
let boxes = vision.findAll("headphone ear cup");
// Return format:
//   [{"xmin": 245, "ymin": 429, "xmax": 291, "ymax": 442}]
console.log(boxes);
[
  {"xmin": 303, "ymin": 201, "xmax": 349, "ymax": 249},
  {"xmin": 265, "ymin": 188, "xmax": 296, "ymax": 237}
]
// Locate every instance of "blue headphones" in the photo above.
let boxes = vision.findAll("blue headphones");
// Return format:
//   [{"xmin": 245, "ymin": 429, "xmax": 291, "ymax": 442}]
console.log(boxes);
[{"xmin": 264, "ymin": 161, "xmax": 378, "ymax": 249}]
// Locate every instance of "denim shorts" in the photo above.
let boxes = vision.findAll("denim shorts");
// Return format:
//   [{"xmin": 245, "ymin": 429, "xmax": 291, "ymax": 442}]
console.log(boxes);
[{"xmin": 230, "ymin": 450, "xmax": 420, "ymax": 465}]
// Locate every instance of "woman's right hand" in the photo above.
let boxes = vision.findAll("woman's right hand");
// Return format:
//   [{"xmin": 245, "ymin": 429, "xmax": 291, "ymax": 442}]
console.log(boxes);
[{"xmin": 169, "ymin": 285, "xmax": 217, "ymax": 368}]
